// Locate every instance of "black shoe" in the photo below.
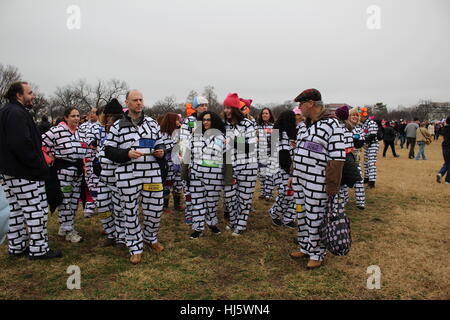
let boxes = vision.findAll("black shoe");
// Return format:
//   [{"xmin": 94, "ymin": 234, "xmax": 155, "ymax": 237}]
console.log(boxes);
[
  {"xmin": 29, "ymin": 249, "xmax": 62, "ymax": 260},
  {"xmin": 190, "ymin": 230, "xmax": 203, "ymax": 239},
  {"xmin": 271, "ymin": 218, "xmax": 283, "ymax": 227},
  {"xmin": 357, "ymin": 205, "xmax": 365, "ymax": 210},
  {"xmin": 224, "ymin": 211, "xmax": 230, "ymax": 221},
  {"xmin": 8, "ymin": 247, "xmax": 29, "ymax": 257},
  {"xmin": 394, "ymin": 155, "xmax": 400, "ymax": 158},
  {"xmin": 114, "ymin": 242, "xmax": 127, "ymax": 249},
  {"xmin": 102, "ymin": 238, "xmax": 116, "ymax": 247},
  {"xmin": 284, "ymin": 221, "xmax": 297, "ymax": 229},
  {"xmin": 368, "ymin": 181, "xmax": 376, "ymax": 188},
  {"xmin": 363, "ymin": 178, "xmax": 369, "ymax": 184},
  {"xmin": 208, "ymin": 225, "xmax": 221, "ymax": 234}
]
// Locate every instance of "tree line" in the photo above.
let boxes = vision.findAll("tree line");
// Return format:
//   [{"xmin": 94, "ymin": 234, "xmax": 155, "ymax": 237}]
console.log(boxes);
[{"xmin": 1, "ymin": 63, "xmax": 448, "ymax": 122}]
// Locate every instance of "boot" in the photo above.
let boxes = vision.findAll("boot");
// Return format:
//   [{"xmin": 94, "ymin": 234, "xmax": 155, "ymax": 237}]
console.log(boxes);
[
  {"xmin": 306, "ymin": 259, "xmax": 323, "ymax": 270},
  {"xmin": 173, "ymin": 192, "xmax": 185, "ymax": 212},
  {"xmin": 163, "ymin": 196, "xmax": 172, "ymax": 214},
  {"xmin": 130, "ymin": 253, "xmax": 143, "ymax": 265},
  {"xmin": 368, "ymin": 181, "xmax": 376, "ymax": 189}
]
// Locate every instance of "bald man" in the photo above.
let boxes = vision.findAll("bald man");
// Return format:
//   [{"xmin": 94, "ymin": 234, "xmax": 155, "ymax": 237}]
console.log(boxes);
[{"xmin": 104, "ymin": 90, "xmax": 166, "ymax": 264}]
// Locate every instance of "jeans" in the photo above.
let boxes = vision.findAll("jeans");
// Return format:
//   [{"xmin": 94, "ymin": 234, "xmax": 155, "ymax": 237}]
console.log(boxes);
[
  {"xmin": 399, "ymin": 134, "xmax": 406, "ymax": 148},
  {"xmin": 407, "ymin": 138, "xmax": 416, "ymax": 158},
  {"xmin": 438, "ymin": 147, "xmax": 450, "ymax": 183},
  {"xmin": 415, "ymin": 142, "xmax": 426, "ymax": 160}
]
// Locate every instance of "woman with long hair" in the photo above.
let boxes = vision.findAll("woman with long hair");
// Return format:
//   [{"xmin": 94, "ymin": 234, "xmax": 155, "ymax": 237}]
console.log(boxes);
[
  {"xmin": 188, "ymin": 111, "xmax": 226, "ymax": 239},
  {"xmin": 222, "ymin": 93, "xmax": 258, "ymax": 236},
  {"xmin": 256, "ymin": 107, "xmax": 275, "ymax": 201},
  {"xmin": 268, "ymin": 110, "xmax": 297, "ymax": 228},
  {"xmin": 159, "ymin": 112, "xmax": 184, "ymax": 214},
  {"xmin": 42, "ymin": 107, "xmax": 89, "ymax": 243}
]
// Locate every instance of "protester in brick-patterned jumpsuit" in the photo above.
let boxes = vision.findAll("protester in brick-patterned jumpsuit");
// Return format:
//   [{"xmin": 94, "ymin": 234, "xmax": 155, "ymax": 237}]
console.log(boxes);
[
  {"xmin": 268, "ymin": 110, "xmax": 297, "ymax": 228},
  {"xmin": 93, "ymin": 99, "xmax": 126, "ymax": 247},
  {"xmin": 223, "ymin": 93, "xmax": 258, "ymax": 236},
  {"xmin": 0, "ymin": 82, "xmax": 62, "ymax": 259},
  {"xmin": 159, "ymin": 113, "xmax": 184, "ymax": 214},
  {"xmin": 347, "ymin": 108, "xmax": 366, "ymax": 210},
  {"xmin": 104, "ymin": 90, "xmax": 166, "ymax": 265},
  {"xmin": 180, "ymin": 96, "xmax": 208, "ymax": 224},
  {"xmin": 188, "ymin": 111, "xmax": 226, "ymax": 239},
  {"xmin": 361, "ymin": 108, "xmax": 379, "ymax": 188},
  {"xmin": 256, "ymin": 108, "xmax": 275, "ymax": 201},
  {"xmin": 289, "ymin": 89, "xmax": 345, "ymax": 270},
  {"xmin": 79, "ymin": 107, "xmax": 99, "ymax": 217},
  {"xmin": 42, "ymin": 107, "xmax": 90, "ymax": 243}
]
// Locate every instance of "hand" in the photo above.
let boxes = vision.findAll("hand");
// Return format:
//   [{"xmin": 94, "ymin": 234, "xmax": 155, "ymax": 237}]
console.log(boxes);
[
  {"xmin": 128, "ymin": 150, "xmax": 144, "ymax": 159},
  {"xmin": 152, "ymin": 149, "xmax": 164, "ymax": 158}
]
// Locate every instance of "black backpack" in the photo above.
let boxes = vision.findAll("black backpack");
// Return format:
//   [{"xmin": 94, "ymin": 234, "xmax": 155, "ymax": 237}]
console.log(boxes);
[
  {"xmin": 376, "ymin": 122, "xmax": 384, "ymax": 141},
  {"xmin": 341, "ymin": 152, "xmax": 362, "ymax": 188}
]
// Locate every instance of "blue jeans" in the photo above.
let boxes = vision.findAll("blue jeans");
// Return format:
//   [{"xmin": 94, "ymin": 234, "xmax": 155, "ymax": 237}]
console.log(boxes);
[
  {"xmin": 415, "ymin": 142, "xmax": 426, "ymax": 160},
  {"xmin": 438, "ymin": 147, "xmax": 450, "ymax": 182}
]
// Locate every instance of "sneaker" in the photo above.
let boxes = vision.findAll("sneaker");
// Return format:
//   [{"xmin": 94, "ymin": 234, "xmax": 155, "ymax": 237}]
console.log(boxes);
[
  {"xmin": 58, "ymin": 229, "xmax": 68, "ymax": 237},
  {"xmin": 284, "ymin": 221, "xmax": 297, "ymax": 229},
  {"xmin": 357, "ymin": 205, "xmax": 365, "ymax": 210},
  {"xmin": 102, "ymin": 238, "xmax": 116, "ymax": 247},
  {"xmin": 368, "ymin": 181, "xmax": 375, "ymax": 189},
  {"xmin": 29, "ymin": 249, "xmax": 62, "ymax": 260},
  {"xmin": 65, "ymin": 230, "xmax": 83, "ymax": 243},
  {"xmin": 231, "ymin": 230, "xmax": 242, "ymax": 237},
  {"xmin": 271, "ymin": 218, "xmax": 283, "ymax": 227},
  {"xmin": 84, "ymin": 210, "xmax": 94, "ymax": 218},
  {"xmin": 185, "ymin": 217, "xmax": 193, "ymax": 225},
  {"xmin": 208, "ymin": 225, "xmax": 221, "ymax": 234},
  {"xmin": 114, "ymin": 242, "xmax": 127, "ymax": 249},
  {"xmin": 225, "ymin": 223, "xmax": 233, "ymax": 231},
  {"xmin": 436, "ymin": 173, "xmax": 442, "ymax": 183},
  {"xmin": 223, "ymin": 211, "xmax": 230, "ymax": 221},
  {"xmin": 394, "ymin": 155, "xmax": 400, "ymax": 158},
  {"xmin": 190, "ymin": 230, "xmax": 203, "ymax": 239},
  {"xmin": 446, "ymin": 182, "xmax": 450, "ymax": 185}
]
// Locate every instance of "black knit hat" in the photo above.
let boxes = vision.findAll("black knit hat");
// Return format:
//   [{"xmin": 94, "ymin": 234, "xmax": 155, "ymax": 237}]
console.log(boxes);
[
  {"xmin": 104, "ymin": 98, "xmax": 123, "ymax": 114},
  {"xmin": 294, "ymin": 88, "xmax": 322, "ymax": 103}
]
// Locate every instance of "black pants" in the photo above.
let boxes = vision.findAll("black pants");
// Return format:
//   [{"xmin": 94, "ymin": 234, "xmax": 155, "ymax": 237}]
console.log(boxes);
[
  {"xmin": 383, "ymin": 140, "xmax": 398, "ymax": 157},
  {"xmin": 407, "ymin": 138, "xmax": 416, "ymax": 158}
]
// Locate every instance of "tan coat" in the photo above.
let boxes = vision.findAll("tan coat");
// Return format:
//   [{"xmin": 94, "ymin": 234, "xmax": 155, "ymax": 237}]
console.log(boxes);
[{"xmin": 416, "ymin": 127, "xmax": 432, "ymax": 143}]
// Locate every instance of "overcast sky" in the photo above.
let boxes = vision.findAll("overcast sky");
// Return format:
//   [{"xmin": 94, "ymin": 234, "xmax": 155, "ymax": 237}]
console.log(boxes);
[{"xmin": 1, "ymin": 0, "xmax": 449, "ymax": 110}]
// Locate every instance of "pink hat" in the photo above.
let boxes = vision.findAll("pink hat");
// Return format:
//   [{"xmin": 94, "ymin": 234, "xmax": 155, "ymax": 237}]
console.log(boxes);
[
  {"xmin": 239, "ymin": 98, "xmax": 253, "ymax": 108},
  {"xmin": 223, "ymin": 93, "xmax": 241, "ymax": 109}
]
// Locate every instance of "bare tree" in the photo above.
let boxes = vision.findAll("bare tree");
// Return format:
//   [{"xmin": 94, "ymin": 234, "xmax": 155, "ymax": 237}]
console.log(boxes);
[
  {"xmin": 91, "ymin": 79, "xmax": 128, "ymax": 108},
  {"xmin": 202, "ymin": 85, "xmax": 222, "ymax": 114},
  {"xmin": 0, "ymin": 64, "xmax": 22, "ymax": 106}
]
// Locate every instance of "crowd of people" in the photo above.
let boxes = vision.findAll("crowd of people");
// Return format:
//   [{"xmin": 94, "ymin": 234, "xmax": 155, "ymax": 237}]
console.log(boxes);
[{"xmin": 0, "ymin": 81, "xmax": 449, "ymax": 269}]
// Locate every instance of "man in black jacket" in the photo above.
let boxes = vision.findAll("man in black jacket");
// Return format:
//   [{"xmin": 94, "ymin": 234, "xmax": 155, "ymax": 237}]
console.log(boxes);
[
  {"xmin": 0, "ymin": 82, "xmax": 61, "ymax": 259},
  {"xmin": 382, "ymin": 122, "xmax": 400, "ymax": 158},
  {"xmin": 436, "ymin": 116, "xmax": 450, "ymax": 184},
  {"xmin": 37, "ymin": 115, "xmax": 52, "ymax": 135}
]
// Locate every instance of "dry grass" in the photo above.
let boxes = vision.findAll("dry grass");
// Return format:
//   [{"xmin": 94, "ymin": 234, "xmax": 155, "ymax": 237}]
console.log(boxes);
[{"xmin": 0, "ymin": 140, "xmax": 449, "ymax": 300}]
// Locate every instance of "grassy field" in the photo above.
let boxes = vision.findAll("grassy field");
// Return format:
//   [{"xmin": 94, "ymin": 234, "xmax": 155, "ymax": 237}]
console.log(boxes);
[{"xmin": 0, "ymin": 140, "xmax": 449, "ymax": 300}]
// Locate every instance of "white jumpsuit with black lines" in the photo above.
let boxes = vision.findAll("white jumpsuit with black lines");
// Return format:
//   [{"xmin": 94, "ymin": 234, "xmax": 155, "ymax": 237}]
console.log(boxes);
[
  {"xmin": 161, "ymin": 132, "xmax": 183, "ymax": 196},
  {"xmin": 257, "ymin": 123, "xmax": 275, "ymax": 199},
  {"xmin": 224, "ymin": 119, "xmax": 258, "ymax": 232},
  {"xmin": 189, "ymin": 130, "xmax": 225, "ymax": 232},
  {"xmin": 292, "ymin": 118, "xmax": 345, "ymax": 261},
  {"xmin": 79, "ymin": 121, "xmax": 98, "ymax": 215},
  {"xmin": 351, "ymin": 125, "xmax": 365, "ymax": 207},
  {"xmin": 362, "ymin": 119, "xmax": 379, "ymax": 182},
  {"xmin": 268, "ymin": 131, "xmax": 296, "ymax": 224},
  {"xmin": 41, "ymin": 123, "xmax": 89, "ymax": 232},
  {"xmin": 104, "ymin": 116, "xmax": 164, "ymax": 255}
]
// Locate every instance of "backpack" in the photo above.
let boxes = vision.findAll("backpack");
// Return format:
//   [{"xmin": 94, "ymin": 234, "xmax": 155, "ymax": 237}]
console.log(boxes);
[{"xmin": 341, "ymin": 152, "xmax": 362, "ymax": 188}]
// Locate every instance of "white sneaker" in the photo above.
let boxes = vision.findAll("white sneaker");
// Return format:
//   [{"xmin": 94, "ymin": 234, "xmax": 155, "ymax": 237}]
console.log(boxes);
[
  {"xmin": 58, "ymin": 229, "xmax": 68, "ymax": 237},
  {"xmin": 65, "ymin": 230, "xmax": 83, "ymax": 243}
]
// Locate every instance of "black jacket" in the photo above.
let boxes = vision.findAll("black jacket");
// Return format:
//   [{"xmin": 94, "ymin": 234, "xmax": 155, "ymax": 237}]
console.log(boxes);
[
  {"xmin": 0, "ymin": 100, "xmax": 49, "ymax": 181},
  {"xmin": 441, "ymin": 125, "xmax": 450, "ymax": 148},
  {"xmin": 383, "ymin": 126, "xmax": 396, "ymax": 142}
]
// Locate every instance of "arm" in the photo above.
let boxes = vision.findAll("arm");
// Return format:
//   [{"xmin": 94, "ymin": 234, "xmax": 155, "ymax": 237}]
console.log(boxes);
[
  {"xmin": 326, "ymin": 122, "xmax": 346, "ymax": 196},
  {"xmin": 103, "ymin": 125, "xmax": 132, "ymax": 164}
]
